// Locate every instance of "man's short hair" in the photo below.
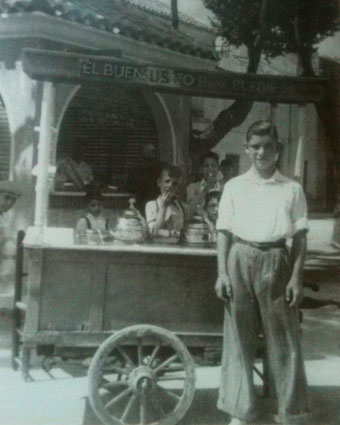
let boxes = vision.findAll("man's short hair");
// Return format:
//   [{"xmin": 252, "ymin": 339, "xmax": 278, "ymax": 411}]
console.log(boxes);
[
  {"xmin": 246, "ymin": 120, "xmax": 278, "ymax": 143},
  {"xmin": 159, "ymin": 164, "xmax": 183, "ymax": 179},
  {"xmin": 200, "ymin": 151, "xmax": 219, "ymax": 165}
]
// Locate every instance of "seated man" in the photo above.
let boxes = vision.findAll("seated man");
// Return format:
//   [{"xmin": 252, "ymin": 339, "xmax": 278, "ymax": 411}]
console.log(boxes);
[
  {"xmin": 125, "ymin": 143, "xmax": 166, "ymax": 215},
  {"xmin": 55, "ymin": 149, "xmax": 93, "ymax": 191},
  {"xmin": 187, "ymin": 151, "xmax": 222, "ymax": 215},
  {"xmin": 145, "ymin": 164, "xmax": 188, "ymax": 236}
]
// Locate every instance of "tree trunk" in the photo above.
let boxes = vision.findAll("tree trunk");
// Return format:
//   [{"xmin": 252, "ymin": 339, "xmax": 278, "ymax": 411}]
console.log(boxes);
[
  {"xmin": 192, "ymin": 0, "xmax": 269, "ymax": 159},
  {"xmin": 193, "ymin": 44, "xmax": 261, "ymax": 157},
  {"xmin": 171, "ymin": 0, "xmax": 179, "ymax": 29}
]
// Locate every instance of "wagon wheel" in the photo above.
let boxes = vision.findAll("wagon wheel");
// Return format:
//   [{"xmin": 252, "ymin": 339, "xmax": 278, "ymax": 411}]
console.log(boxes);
[{"xmin": 88, "ymin": 325, "xmax": 196, "ymax": 425}]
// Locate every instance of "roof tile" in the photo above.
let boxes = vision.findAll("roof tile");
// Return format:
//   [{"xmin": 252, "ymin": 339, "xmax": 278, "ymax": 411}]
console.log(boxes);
[{"xmin": 0, "ymin": 0, "xmax": 217, "ymax": 60}]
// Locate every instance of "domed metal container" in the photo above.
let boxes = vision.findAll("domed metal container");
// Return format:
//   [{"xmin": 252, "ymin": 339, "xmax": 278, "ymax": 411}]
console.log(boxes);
[
  {"xmin": 184, "ymin": 217, "xmax": 211, "ymax": 245},
  {"xmin": 113, "ymin": 201, "xmax": 147, "ymax": 243}
]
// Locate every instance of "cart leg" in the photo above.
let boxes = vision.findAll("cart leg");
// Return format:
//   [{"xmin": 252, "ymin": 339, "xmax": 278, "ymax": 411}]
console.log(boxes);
[
  {"xmin": 11, "ymin": 316, "xmax": 20, "ymax": 371},
  {"xmin": 22, "ymin": 346, "xmax": 32, "ymax": 382}
]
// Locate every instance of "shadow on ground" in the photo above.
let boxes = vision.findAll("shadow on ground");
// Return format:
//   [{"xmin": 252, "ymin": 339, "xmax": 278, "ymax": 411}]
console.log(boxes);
[{"xmin": 82, "ymin": 386, "xmax": 340, "ymax": 425}]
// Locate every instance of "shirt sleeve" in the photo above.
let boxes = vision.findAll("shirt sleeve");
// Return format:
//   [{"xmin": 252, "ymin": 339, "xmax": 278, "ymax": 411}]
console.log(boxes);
[
  {"xmin": 145, "ymin": 200, "xmax": 157, "ymax": 231},
  {"xmin": 216, "ymin": 182, "xmax": 234, "ymax": 232},
  {"xmin": 291, "ymin": 184, "xmax": 309, "ymax": 235}
]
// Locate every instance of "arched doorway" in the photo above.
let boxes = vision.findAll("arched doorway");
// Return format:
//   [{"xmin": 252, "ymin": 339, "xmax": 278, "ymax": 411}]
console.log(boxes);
[
  {"xmin": 56, "ymin": 84, "xmax": 159, "ymax": 189},
  {"xmin": 0, "ymin": 95, "xmax": 11, "ymax": 180}
]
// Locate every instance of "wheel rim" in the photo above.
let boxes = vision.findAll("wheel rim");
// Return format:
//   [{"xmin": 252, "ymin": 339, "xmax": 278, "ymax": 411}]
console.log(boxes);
[{"xmin": 88, "ymin": 325, "xmax": 196, "ymax": 425}]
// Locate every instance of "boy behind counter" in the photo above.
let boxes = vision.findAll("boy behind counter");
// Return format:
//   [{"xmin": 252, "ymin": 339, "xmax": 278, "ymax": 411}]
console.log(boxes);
[
  {"xmin": 187, "ymin": 151, "xmax": 222, "ymax": 215},
  {"xmin": 75, "ymin": 188, "xmax": 109, "ymax": 234},
  {"xmin": 145, "ymin": 164, "xmax": 188, "ymax": 237}
]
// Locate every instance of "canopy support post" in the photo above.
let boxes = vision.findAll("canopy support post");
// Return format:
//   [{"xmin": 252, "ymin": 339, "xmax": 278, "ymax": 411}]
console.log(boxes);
[
  {"xmin": 34, "ymin": 82, "xmax": 55, "ymax": 231},
  {"xmin": 294, "ymin": 104, "xmax": 307, "ymax": 185}
]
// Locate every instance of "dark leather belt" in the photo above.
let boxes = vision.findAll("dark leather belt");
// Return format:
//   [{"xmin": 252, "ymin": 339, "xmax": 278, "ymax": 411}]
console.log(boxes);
[{"xmin": 233, "ymin": 236, "xmax": 286, "ymax": 250}]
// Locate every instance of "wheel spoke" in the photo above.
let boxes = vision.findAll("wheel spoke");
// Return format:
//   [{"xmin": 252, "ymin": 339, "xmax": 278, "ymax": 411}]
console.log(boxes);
[
  {"xmin": 158, "ymin": 374, "xmax": 185, "ymax": 381},
  {"xmin": 162, "ymin": 365, "xmax": 185, "ymax": 373},
  {"xmin": 150, "ymin": 392, "xmax": 166, "ymax": 418},
  {"xmin": 102, "ymin": 380, "xmax": 129, "ymax": 391},
  {"xmin": 148, "ymin": 345, "xmax": 161, "ymax": 367},
  {"xmin": 103, "ymin": 365, "xmax": 130, "ymax": 376},
  {"xmin": 156, "ymin": 384, "xmax": 181, "ymax": 403},
  {"xmin": 140, "ymin": 394, "xmax": 147, "ymax": 425},
  {"xmin": 120, "ymin": 393, "xmax": 137, "ymax": 422},
  {"xmin": 116, "ymin": 346, "xmax": 135, "ymax": 368},
  {"xmin": 104, "ymin": 387, "xmax": 133, "ymax": 410},
  {"xmin": 153, "ymin": 354, "xmax": 179, "ymax": 374},
  {"xmin": 137, "ymin": 339, "xmax": 143, "ymax": 366},
  {"xmin": 103, "ymin": 355, "xmax": 119, "ymax": 366}
]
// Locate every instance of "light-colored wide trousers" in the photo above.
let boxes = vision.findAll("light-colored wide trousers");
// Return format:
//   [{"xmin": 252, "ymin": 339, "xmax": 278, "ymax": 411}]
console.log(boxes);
[{"xmin": 217, "ymin": 243, "xmax": 310, "ymax": 425}]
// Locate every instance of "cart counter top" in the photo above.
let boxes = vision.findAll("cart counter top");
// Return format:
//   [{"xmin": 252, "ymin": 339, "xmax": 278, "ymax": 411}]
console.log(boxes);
[{"xmin": 23, "ymin": 226, "xmax": 217, "ymax": 256}]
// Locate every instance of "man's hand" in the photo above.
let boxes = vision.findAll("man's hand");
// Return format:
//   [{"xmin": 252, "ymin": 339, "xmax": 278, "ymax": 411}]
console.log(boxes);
[
  {"xmin": 215, "ymin": 273, "xmax": 232, "ymax": 302},
  {"xmin": 159, "ymin": 190, "xmax": 174, "ymax": 207},
  {"xmin": 286, "ymin": 276, "xmax": 303, "ymax": 308}
]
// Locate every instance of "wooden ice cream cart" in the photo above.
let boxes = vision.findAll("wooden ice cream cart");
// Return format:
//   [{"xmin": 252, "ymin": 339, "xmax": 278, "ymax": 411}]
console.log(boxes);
[{"xmin": 11, "ymin": 48, "xmax": 330, "ymax": 425}]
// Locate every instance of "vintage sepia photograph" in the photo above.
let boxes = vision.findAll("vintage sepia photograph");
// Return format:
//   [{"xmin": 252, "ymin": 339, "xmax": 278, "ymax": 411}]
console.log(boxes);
[{"xmin": 0, "ymin": 1, "xmax": 340, "ymax": 424}]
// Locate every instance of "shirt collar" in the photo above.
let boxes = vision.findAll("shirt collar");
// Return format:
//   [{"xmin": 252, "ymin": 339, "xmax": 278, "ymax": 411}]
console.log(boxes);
[{"xmin": 245, "ymin": 167, "xmax": 285, "ymax": 184}]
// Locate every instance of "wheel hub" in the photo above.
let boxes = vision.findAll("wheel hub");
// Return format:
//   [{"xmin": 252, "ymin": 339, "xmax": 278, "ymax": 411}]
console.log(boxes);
[{"xmin": 129, "ymin": 366, "xmax": 154, "ymax": 394}]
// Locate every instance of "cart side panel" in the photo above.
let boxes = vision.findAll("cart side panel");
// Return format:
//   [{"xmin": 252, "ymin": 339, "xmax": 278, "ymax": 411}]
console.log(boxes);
[
  {"xmin": 38, "ymin": 250, "xmax": 95, "ymax": 331},
  {"xmin": 103, "ymin": 252, "xmax": 224, "ymax": 334}
]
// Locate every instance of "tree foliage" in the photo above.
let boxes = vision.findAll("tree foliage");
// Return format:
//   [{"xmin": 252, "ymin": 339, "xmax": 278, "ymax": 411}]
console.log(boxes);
[
  {"xmin": 192, "ymin": 0, "xmax": 339, "ymax": 159},
  {"xmin": 204, "ymin": 0, "xmax": 339, "ymax": 75}
]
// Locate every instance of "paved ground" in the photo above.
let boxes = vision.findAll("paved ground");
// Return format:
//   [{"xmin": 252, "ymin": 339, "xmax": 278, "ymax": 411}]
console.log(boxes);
[{"xmin": 1, "ymin": 280, "xmax": 340, "ymax": 425}]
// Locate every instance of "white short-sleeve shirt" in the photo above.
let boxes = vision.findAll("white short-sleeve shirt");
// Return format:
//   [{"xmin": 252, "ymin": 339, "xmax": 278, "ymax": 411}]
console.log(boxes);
[
  {"xmin": 145, "ymin": 199, "xmax": 187, "ymax": 232},
  {"xmin": 216, "ymin": 168, "xmax": 308, "ymax": 242}
]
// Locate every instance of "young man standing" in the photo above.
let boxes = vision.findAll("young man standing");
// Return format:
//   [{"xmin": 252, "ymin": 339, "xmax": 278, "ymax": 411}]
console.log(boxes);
[{"xmin": 215, "ymin": 121, "xmax": 310, "ymax": 425}]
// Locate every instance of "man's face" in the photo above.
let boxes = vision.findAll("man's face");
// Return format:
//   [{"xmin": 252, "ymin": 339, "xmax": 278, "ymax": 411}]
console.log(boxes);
[
  {"xmin": 0, "ymin": 192, "xmax": 17, "ymax": 213},
  {"xmin": 245, "ymin": 134, "xmax": 278, "ymax": 173},
  {"xmin": 158, "ymin": 171, "xmax": 181, "ymax": 198},
  {"xmin": 202, "ymin": 158, "xmax": 219, "ymax": 182}
]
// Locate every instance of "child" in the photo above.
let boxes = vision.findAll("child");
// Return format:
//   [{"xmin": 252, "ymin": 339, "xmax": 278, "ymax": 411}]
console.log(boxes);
[
  {"xmin": 145, "ymin": 164, "xmax": 188, "ymax": 236},
  {"xmin": 215, "ymin": 121, "xmax": 310, "ymax": 425},
  {"xmin": 202, "ymin": 190, "xmax": 221, "ymax": 241},
  {"xmin": 76, "ymin": 189, "xmax": 108, "ymax": 234},
  {"xmin": 187, "ymin": 151, "xmax": 221, "ymax": 215}
]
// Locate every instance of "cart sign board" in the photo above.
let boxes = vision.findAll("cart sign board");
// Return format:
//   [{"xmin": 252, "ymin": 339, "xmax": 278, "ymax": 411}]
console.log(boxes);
[{"xmin": 22, "ymin": 48, "xmax": 327, "ymax": 103}]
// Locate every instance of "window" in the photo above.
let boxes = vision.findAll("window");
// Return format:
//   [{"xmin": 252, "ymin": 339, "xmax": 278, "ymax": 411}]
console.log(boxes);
[{"xmin": 57, "ymin": 84, "xmax": 158, "ymax": 189}]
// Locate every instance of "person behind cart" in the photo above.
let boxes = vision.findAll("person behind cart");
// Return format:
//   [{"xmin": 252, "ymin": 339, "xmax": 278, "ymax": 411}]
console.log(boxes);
[
  {"xmin": 0, "ymin": 180, "xmax": 21, "ymax": 241},
  {"xmin": 145, "ymin": 164, "xmax": 189, "ymax": 237},
  {"xmin": 215, "ymin": 120, "xmax": 310, "ymax": 425},
  {"xmin": 0, "ymin": 180, "xmax": 21, "ymax": 217},
  {"xmin": 219, "ymin": 155, "xmax": 239, "ymax": 188},
  {"xmin": 55, "ymin": 146, "xmax": 94, "ymax": 191},
  {"xmin": 186, "ymin": 151, "xmax": 222, "ymax": 215},
  {"xmin": 125, "ymin": 143, "xmax": 166, "ymax": 215},
  {"xmin": 75, "ymin": 185, "xmax": 109, "ymax": 235},
  {"xmin": 196, "ymin": 190, "xmax": 221, "ymax": 243}
]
